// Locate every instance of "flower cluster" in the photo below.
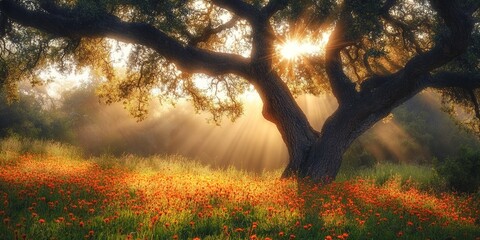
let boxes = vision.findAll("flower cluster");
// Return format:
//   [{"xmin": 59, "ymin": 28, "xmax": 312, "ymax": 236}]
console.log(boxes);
[{"xmin": 0, "ymin": 154, "xmax": 478, "ymax": 239}]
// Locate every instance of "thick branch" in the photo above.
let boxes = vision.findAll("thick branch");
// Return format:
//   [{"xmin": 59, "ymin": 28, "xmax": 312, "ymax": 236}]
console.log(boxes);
[
  {"xmin": 465, "ymin": 1, "xmax": 480, "ymax": 15},
  {"xmin": 325, "ymin": 13, "xmax": 357, "ymax": 103},
  {"xmin": 425, "ymin": 72, "xmax": 480, "ymax": 89},
  {"xmin": 0, "ymin": 0, "xmax": 250, "ymax": 77},
  {"xmin": 211, "ymin": 0, "xmax": 257, "ymax": 22},
  {"xmin": 362, "ymin": 0, "xmax": 473, "ymax": 99}
]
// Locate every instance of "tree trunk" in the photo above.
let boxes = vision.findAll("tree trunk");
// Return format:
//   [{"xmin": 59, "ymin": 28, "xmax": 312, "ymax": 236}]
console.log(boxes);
[{"xmin": 284, "ymin": 104, "xmax": 393, "ymax": 183}]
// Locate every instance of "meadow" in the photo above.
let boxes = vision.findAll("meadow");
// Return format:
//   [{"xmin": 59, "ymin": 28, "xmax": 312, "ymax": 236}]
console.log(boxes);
[{"xmin": 0, "ymin": 138, "xmax": 479, "ymax": 239}]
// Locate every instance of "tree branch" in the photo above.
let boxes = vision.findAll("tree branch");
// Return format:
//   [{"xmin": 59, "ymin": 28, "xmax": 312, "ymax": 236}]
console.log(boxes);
[
  {"xmin": 470, "ymin": 90, "xmax": 480, "ymax": 120},
  {"xmin": 381, "ymin": 13, "xmax": 424, "ymax": 54},
  {"xmin": 408, "ymin": 0, "xmax": 473, "ymax": 73},
  {"xmin": 0, "ymin": 0, "xmax": 250, "ymax": 77},
  {"xmin": 188, "ymin": 16, "xmax": 239, "ymax": 46},
  {"xmin": 363, "ymin": 0, "xmax": 473, "ymax": 95},
  {"xmin": 211, "ymin": 0, "xmax": 257, "ymax": 22},
  {"xmin": 430, "ymin": 72, "xmax": 480, "ymax": 120},
  {"xmin": 325, "ymin": 12, "xmax": 357, "ymax": 103},
  {"xmin": 261, "ymin": 0, "xmax": 289, "ymax": 18},
  {"xmin": 465, "ymin": 1, "xmax": 480, "ymax": 15},
  {"xmin": 425, "ymin": 72, "xmax": 480, "ymax": 89}
]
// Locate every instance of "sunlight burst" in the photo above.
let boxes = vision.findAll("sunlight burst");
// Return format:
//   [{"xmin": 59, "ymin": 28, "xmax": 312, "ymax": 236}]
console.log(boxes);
[
  {"xmin": 279, "ymin": 41, "xmax": 318, "ymax": 60},
  {"xmin": 278, "ymin": 32, "xmax": 331, "ymax": 60}
]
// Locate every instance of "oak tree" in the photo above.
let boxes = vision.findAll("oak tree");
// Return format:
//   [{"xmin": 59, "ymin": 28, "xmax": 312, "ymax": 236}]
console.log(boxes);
[{"xmin": 0, "ymin": 0, "xmax": 479, "ymax": 182}]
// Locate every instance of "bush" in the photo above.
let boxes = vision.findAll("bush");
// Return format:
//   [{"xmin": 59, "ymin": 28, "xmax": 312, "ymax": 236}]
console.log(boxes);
[
  {"xmin": 0, "ymin": 90, "xmax": 74, "ymax": 142},
  {"xmin": 435, "ymin": 147, "xmax": 480, "ymax": 193},
  {"xmin": 342, "ymin": 142, "xmax": 376, "ymax": 171}
]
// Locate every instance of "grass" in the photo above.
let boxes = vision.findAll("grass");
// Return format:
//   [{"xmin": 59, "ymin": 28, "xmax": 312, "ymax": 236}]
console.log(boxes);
[
  {"xmin": 337, "ymin": 162, "xmax": 448, "ymax": 192},
  {"xmin": 0, "ymin": 138, "xmax": 479, "ymax": 239}
]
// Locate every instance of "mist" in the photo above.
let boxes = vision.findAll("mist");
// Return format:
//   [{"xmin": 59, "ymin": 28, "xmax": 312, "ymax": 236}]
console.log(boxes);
[
  {"xmin": 69, "ymin": 93, "xmax": 336, "ymax": 172},
  {"xmin": 63, "ymin": 86, "xmax": 471, "ymax": 172}
]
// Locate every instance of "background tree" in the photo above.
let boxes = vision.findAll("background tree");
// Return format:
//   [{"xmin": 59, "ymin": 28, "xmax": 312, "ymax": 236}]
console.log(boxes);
[
  {"xmin": 0, "ymin": 0, "xmax": 479, "ymax": 182},
  {"xmin": 0, "ymin": 85, "xmax": 72, "ymax": 141}
]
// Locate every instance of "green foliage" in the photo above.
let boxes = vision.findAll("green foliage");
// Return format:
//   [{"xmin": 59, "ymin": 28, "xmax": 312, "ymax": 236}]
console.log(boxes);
[
  {"xmin": 344, "ymin": 0, "xmax": 384, "ymax": 41},
  {"xmin": 340, "ymin": 162, "xmax": 447, "ymax": 193},
  {"xmin": 396, "ymin": 95, "xmax": 480, "ymax": 159},
  {"xmin": 342, "ymin": 141, "xmax": 376, "ymax": 170},
  {"xmin": 0, "ymin": 90, "xmax": 73, "ymax": 141},
  {"xmin": 347, "ymin": 94, "xmax": 480, "ymax": 165},
  {"xmin": 438, "ymin": 20, "xmax": 480, "ymax": 135},
  {"xmin": 0, "ymin": 136, "xmax": 83, "ymax": 165},
  {"xmin": 282, "ymin": 0, "xmax": 335, "ymax": 24},
  {"xmin": 435, "ymin": 147, "xmax": 480, "ymax": 193}
]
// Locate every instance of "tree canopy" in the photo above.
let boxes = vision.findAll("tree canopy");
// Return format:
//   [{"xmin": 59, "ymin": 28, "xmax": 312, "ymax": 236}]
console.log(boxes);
[{"xmin": 1, "ymin": 0, "xmax": 479, "ymax": 181}]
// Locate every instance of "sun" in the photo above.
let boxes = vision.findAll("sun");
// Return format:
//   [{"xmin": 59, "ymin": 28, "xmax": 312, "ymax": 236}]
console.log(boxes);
[
  {"xmin": 278, "ymin": 32, "xmax": 332, "ymax": 60},
  {"xmin": 279, "ymin": 40, "xmax": 318, "ymax": 60}
]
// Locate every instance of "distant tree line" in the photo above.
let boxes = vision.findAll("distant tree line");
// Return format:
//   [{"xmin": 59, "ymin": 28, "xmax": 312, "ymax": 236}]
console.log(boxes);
[
  {"xmin": 344, "ymin": 94, "xmax": 480, "ymax": 169},
  {"xmin": 0, "ymin": 89, "xmax": 73, "ymax": 141}
]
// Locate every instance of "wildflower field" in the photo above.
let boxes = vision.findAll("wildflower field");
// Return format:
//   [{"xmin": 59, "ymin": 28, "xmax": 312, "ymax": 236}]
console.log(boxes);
[{"xmin": 0, "ymin": 140, "xmax": 479, "ymax": 239}]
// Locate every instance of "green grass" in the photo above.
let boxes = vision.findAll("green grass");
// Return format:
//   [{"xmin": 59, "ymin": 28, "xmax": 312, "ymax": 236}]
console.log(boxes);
[
  {"xmin": 0, "ymin": 137, "xmax": 478, "ymax": 239},
  {"xmin": 338, "ymin": 162, "xmax": 448, "ymax": 192}
]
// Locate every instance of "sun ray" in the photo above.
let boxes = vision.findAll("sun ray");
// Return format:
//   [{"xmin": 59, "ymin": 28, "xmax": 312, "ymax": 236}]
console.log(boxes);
[{"xmin": 277, "ymin": 31, "xmax": 331, "ymax": 61}]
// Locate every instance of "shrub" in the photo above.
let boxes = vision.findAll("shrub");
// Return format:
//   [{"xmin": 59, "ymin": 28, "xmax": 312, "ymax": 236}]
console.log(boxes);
[
  {"xmin": 435, "ymin": 147, "xmax": 480, "ymax": 193},
  {"xmin": 342, "ymin": 142, "xmax": 376, "ymax": 171}
]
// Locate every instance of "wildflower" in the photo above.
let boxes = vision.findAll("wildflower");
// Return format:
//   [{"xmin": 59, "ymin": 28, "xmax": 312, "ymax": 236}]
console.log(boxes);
[
  {"xmin": 79, "ymin": 221, "xmax": 84, "ymax": 227},
  {"xmin": 279, "ymin": 231, "xmax": 285, "ymax": 237},
  {"xmin": 325, "ymin": 236, "xmax": 332, "ymax": 240},
  {"xmin": 303, "ymin": 223, "xmax": 312, "ymax": 230},
  {"xmin": 38, "ymin": 219, "xmax": 46, "ymax": 224}
]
